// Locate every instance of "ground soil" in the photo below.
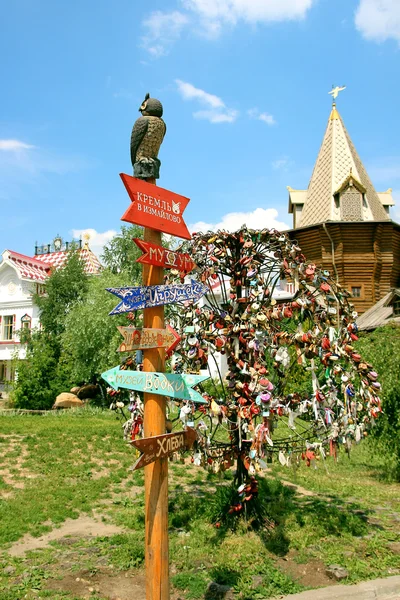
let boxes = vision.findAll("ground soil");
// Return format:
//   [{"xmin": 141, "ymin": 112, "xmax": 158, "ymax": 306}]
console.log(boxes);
[
  {"xmin": 8, "ymin": 514, "xmax": 126, "ymax": 557},
  {"xmin": 46, "ymin": 570, "xmax": 149, "ymax": 600},
  {"xmin": 0, "ymin": 434, "xmax": 38, "ymax": 499},
  {"xmin": 276, "ymin": 551, "xmax": 335, "ymax": 588},
  {"xmin": 46, "ymin": 570, "xmax": 183, "ymax": 600}
]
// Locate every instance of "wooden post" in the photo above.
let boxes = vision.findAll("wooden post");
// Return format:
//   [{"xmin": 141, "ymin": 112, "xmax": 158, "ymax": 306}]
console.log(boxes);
[{"xmin": 142, "ymin": 181, "xmax": 169, "ymax": 600}]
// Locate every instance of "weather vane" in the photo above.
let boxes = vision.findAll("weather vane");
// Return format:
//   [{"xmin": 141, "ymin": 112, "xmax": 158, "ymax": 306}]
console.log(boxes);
[{"xmin": 329, "ymin": 84, "xmax": 346, "ymax": 102}]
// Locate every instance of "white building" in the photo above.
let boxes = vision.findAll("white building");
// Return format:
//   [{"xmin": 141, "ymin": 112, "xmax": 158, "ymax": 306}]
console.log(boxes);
[{"xmin": 0, "ymin": 238, "xmax": 101, "ymax": 395}]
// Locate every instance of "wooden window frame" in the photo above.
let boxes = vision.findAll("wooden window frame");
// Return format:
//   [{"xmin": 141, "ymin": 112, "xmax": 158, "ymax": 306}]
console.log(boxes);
[
  {"xmin": 392, "ymin": 297, "xmax": 400, "ymax": 316},
  {"xmin": 35, "ymin": 283, "xmax": 46, "ymax": 296},
  {"xmin": 350, "ymin": 284, "xmax": 364, "ymax": 299},
  {"xmin": 2, "ymin": 315, "xmax": 15, "ymax": 341},
  {"xmin": 21, "ymin": 314, "xmax": 32, "ymax": 331}
]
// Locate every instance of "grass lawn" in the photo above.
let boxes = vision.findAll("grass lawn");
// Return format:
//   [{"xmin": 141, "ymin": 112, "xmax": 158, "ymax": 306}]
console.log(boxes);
[{"xmin": 0, "ymin": 408, "xmax": 399, "ymax": 600}]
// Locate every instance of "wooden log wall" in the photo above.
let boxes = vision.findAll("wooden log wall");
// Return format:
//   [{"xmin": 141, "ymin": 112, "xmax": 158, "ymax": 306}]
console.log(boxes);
[{"xmin": 289, "ymin": 222, "xmax": 400, "ymax": 315}]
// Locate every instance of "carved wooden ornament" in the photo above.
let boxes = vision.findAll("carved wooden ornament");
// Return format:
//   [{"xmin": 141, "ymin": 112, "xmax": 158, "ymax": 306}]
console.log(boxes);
[{"xmin": 131, "ymin": 428, "xmax": 197, "ymax": 471}]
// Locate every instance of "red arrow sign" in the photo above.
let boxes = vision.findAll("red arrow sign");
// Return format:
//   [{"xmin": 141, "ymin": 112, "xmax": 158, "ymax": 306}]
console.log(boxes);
[
  {"xmin": 131, "ymin": 428, "xmax": 197, "ymax": 471},
  {"xmin": 117, "ymin": 324, "xmax": 180, "ymax": 355},
  {"xmin": 120, "ymin": 174, "xmax": 191, "ymax": 240},
  {"xmin": 133, "ymin": 239, "xmax": 197, "ymax": 274}
]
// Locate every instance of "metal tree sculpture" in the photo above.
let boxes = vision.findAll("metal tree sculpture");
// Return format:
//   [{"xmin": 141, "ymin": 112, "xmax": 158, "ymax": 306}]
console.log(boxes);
[{"xmin": 168, "ymin": 227, "xmax": 381, "ymax": 513}]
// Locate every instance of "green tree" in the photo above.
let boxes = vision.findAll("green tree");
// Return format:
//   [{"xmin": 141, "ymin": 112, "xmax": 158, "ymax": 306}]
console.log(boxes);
[
  {"xmin": 101, "ymin": 225, "xmax": 144, "ymax": 283},
  {"xmin": 101, "ymin": 224, "xmax": 173, "ymax": 283},
  {"xmin": 13, "ymin": 251, "xmax": 89, "ymax": 409},
  {"xmin": 356, "ymin": 323, "xmax": 400, "ymax": 480},
  {"xmin": 35, "ymin": 250, "xmax": 89, "ymax": 340},
  {"xmin": 13, "ymin": 332, "xmax": 62, "ymax": 410},
  {"xmin": 59, "ymin": 270, "xmax": 130, "ymax": 387}
]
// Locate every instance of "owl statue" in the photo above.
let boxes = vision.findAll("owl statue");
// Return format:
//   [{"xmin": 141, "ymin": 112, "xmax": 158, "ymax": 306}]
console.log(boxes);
[{"xmin": 130, "ymin": 93, "xmax": 166, "ymax": 180}]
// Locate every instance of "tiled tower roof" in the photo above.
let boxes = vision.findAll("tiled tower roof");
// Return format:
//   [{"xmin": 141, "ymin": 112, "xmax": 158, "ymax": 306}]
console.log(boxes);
[
  {"xmin": 34, "ymin": 242, "xmax": 102, "ymax": 275},
  {"xmin": 1, "ymin": 243, "xmax": 102, "ymax": 283},
  {"xmin": 288, "ymin": 104, "xmax": 394, "ymax": 228},
  {"xmin": 3, "ymin": 251, "xmax": 50, "ymax": 282}
]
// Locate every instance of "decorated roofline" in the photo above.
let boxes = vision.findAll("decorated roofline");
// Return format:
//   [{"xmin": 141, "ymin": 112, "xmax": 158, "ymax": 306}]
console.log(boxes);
[
  {"xmin": 286, "ymin": 219, "xmax": 400, "ymax": 234},
  {"xmin": 0, "ymin": 241, "xmax": 102, "ymax": 283},
  {"xmin": 0, "ymin": 250, "xmax": 50, "ymax": 283},
  {"xmin": 34, "ymin": 236, "xmax": 83, "ymax": 256},
  {"xmin": 2, "ymin": 250, "xmax": 50, "ymax": 269}
]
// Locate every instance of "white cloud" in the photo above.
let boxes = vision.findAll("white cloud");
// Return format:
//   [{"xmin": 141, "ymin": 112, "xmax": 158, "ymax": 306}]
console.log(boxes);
[
  {"xmin": 271, "ymin": 157, "xmax": 294, "ymax": 171},
  {"xmin": 141, "ymin": 1, "xmax": 315, "ymax": 55},
  {"xmin": 0, "ymin": 139, "xmax": 35, "ymax": 151},
  {"xmin": 71, "ymin": 228, "xmax": 117, "ymax": 259},
  {"xmin": 248, "ymin": 108, "xmax": 276, "ymax": 126},
  {"xmin": 0, "ymin": 139, "xmax": 93, "ymax": 204},
  {"xmin": 182, "ymin": 0, "xmax": 314, "ymax": 35},
  {"xmin": 193, "ymin": 109, "xmax": 239, "ymax": 123},
  {"xmin": 113, "ymin": 89, "xmax": 134, "ymax": 100},
  {"xmin": 272, "ymin": 159, "xmax": 288, "ymax": 170},
  {"xmin": 141, "ymin": 10, "xmax": 189, "ymax": 57},
  {"xmin": 259, "ymin": 113, "xmax": 276, "ymax": 126},
  {"xmin": 0, "ymin": 140, "xmax": 90, "ymax": 177},
  {"xmin": 175, "ymin": 79, "xmax": 224, "ymax": 108},
  {"xmin": 355, "ymin": 0, "xmax": 400, "ymax": 43},
  {"xmin": 176, "ymin": 79, "xmax": 238, "ymax": 123},
  {"xmin": 190, "ymin": 207, "xmax": 289, "ymax": 233}
]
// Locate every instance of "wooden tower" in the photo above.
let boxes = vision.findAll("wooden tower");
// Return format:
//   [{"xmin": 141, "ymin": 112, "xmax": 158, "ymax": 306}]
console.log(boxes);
[{"xmin": 287, "ymin": 101, "xmax": 399, "ymax": 315}]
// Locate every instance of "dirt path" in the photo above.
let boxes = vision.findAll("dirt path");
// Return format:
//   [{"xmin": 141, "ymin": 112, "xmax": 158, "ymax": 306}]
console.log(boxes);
[{"xmin": 8, "ymin": 514, "xmax": 125, "ymax": 556}]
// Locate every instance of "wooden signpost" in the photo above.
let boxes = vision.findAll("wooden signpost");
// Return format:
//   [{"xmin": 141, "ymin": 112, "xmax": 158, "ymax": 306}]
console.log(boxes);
[
  {"xmin": 131, "ymin": 428, "xmax": 197, "ymax": 471},
  {"xmin": 117, "ymin": 325, "xmax": 181, "ymax": 355},
  {"xmin": 120, "ymin": 174, "xmax": 192, "ymax": 240},
  {"xmin": 107, "ymin": 280, "xmax": 209, "ymax": 314},
  {"xmin": 101, "ymin": 368, "xmax": 208, "ymax": 403},
  {"xmin": 133, "ymin": 238, "xmax": 197, "ymax": 273},
  {"xmin": 104, "ymin": 108, "xmax": 205, "ymax": 599}
]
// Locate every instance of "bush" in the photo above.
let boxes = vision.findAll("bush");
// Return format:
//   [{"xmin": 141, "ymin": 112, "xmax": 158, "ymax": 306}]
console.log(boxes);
[
  {"xmin": 13, "ymin": 332, "xmax": 64, "ymax": 410},
  {"xmin": 356, "ymin": 323, "xmax": 400, "ymax": 480}
]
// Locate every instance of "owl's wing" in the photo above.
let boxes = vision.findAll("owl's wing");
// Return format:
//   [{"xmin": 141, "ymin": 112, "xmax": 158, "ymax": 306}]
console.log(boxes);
[
  {"xmin": 130, "ymin": 117, "xmax": 149, "ymax": 167},
  {"xmin": 161, "ymin": 118, "xmax": 167, "ymax": 142}
]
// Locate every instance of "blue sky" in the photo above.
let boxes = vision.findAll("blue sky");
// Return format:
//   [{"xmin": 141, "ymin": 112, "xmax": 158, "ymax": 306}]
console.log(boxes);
[{"xmin": 1, "ymin": 0, "xmax": 400, "ymax": 257}]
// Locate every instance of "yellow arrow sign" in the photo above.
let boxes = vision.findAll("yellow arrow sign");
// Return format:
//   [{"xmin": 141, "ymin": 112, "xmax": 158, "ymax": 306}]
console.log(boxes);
[{"xmin": 117, "ymin": 325, "xmax": 180, "ymax": 355}]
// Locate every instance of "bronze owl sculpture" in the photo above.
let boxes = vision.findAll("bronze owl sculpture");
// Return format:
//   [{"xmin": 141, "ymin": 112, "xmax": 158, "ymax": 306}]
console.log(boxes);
[{"xmin": 130, "ymin": 93, "xmax": 166, "ymax": 180}]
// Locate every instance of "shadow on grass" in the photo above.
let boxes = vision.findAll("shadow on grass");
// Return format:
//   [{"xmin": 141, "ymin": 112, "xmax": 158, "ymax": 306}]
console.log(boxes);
[
  {"xmin": 169, "ymin": 475, "xmax": 371, "ymax": 558},
  {"xmin": 208, "ymin": 565, "xmax": 241, "ymax": 586}
]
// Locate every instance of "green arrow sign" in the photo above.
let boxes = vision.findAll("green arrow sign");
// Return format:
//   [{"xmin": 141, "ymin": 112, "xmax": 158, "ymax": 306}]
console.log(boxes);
[{"xmin": 101, "ymin": 367, "xmax": 208, "ymax": 404}]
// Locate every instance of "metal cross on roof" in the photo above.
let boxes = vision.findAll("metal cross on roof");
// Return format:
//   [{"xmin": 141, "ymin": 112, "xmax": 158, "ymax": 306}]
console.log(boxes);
[{"xmin": 328, "ymin": 85, "xmax": 346, "ymax": 101}]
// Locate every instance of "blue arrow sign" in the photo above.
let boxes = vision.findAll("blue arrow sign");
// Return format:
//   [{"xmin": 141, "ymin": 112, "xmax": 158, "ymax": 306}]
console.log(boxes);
[
  {"xmin": 107, "ymin": 280, "xmax": 209, "ymax": 315},
  {"xmin": 101, "ymin": 367, "xmax": 209, "ymax": 404}
]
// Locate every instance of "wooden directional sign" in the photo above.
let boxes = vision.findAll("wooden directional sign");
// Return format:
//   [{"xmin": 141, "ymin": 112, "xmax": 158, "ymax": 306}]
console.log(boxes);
[
  {"xmin": 120, "ymin": 174, "xmax": 191, "ymax": 240},
  {"xmin": 131, "ymin": 428, "xmax": 197, "ymax": 471},
  {"xmin": 133, "ymin": 238, "xmax": 197, "ymax": 274},
  {"xmin": 117, "ymin": 324, "xmax": 181, "ymax": 355},
  {"xmin": 101, "ymin": 368, "xmax": 209, "ymax": 404},
  {"xmin": 107, "ymin": 280, "xmax": 209, "ymax": 315}
]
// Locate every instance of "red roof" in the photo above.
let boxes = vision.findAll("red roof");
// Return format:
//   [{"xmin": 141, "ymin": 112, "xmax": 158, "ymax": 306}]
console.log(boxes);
[
  {"xmin": 34, "ymin": 245, "xmax": 102, "ymax": 275},
  {"xmin": 3, "ymin": 245, "xmax": 102, "ymax": 282},
  {"xmin": 5, "ymin": 251, "xmax": 50, "ymax": 282}
]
